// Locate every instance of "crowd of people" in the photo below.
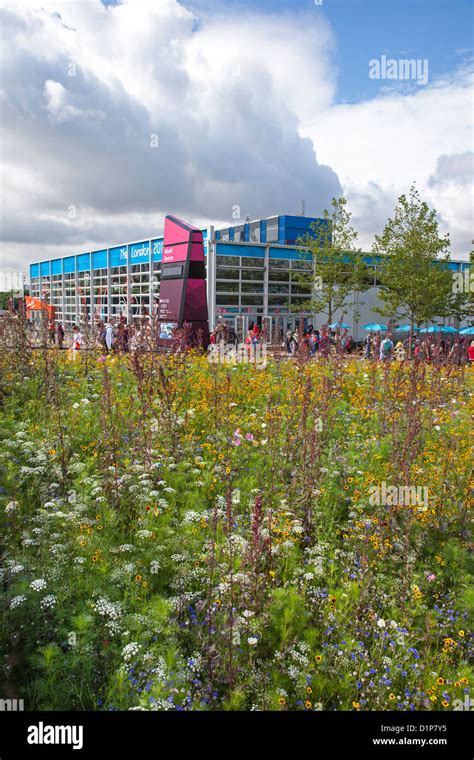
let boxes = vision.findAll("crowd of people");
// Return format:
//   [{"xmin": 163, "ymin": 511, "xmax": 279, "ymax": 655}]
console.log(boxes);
[{"xmin": 41, "ymin": 317, "xmax": 474, "ymax": 365}]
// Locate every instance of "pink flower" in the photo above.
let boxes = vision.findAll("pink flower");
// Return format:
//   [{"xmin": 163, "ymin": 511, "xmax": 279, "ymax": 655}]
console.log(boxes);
[
  {"xmin": 426, "ymin": 573, "xmax": 436, "ymax": 582},
  {"xmin": 245, "ymin": 433, "xmax": 254, "ymax": 441}
]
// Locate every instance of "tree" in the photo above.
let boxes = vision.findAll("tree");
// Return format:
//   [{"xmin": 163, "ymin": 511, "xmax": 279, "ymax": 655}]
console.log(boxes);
[
  {"xmin": 373, "ymin": 186, "xmax": 453, "ymax": 352},
  {"xmin": 295, "ymin": 197, "xmax": 370, "ymax": 325}
]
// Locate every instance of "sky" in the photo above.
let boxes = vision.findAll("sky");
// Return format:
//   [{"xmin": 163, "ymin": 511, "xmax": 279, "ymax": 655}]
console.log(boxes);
[{"xmin": 0, "ymin": 0, "xmax": 472, "ymax": 275}]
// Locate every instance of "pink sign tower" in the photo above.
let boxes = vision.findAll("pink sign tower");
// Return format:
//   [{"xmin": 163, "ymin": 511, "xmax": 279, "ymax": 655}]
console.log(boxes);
[{"xmin": 157, "ymin": 215, "xmax": 210, "ymax": 347}]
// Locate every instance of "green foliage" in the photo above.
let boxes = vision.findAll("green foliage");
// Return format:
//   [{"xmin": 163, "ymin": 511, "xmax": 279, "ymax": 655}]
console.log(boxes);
[
  {"xmin": 295, "ymin": 197, "xmax": 371, "ymax": 324},
  {"xmin": 373, "ymin": 185, "xmax": 453, "ymax": 327}
]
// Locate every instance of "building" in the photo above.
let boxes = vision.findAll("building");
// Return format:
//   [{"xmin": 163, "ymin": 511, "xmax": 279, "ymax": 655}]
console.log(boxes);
[{"xmin": 29, "ymin": 213, "xmax": 470, "ymax": 342}]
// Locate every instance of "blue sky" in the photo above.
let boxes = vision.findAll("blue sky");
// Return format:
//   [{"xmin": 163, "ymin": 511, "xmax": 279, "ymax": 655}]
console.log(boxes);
[{"xmin": 183, "ymin": 0, "xmax": 473, "ymax": 103}]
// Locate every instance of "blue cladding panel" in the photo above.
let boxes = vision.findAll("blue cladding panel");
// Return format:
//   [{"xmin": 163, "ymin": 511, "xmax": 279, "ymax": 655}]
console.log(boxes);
[
  {"xmin": 51, "ymin": 259, "xmax": 62, "ymax": 275},
  {"xmin": 110, "ymin": 246, "xmax": 128, "ymax": 267},
  {"xmin": 77, "ymin": 253, "xmax": 91, "ymax": 272},
  {"xmin": 278, "ymin": 217, "xmax": 285, "ymax": 244},
  {"xmin": 129, "ymin": 241, "xmax": 150, "ymax": 265},
  {"xmin": 281, "ymin": 216, "xmax": 329, "ymax": 244},
  {"xmin": 92, "ymin": 250, "xmax": 107, "ymax": 270},
  {"xmin": 244, "ymin": 223, "xmax": 250, "ymax": 242},
  {"xmin": 269, "ymin": 247, "xmax": 307, "ymax": 261},
  {"xmin": 152, "ymin": 239, "xmax": 163, "ymax": 262},
  {"xmin": 40, "ymin": 261, "xmax": 50, "ymax": 276},
  {"xmin": 260, "ymin": 220, "xmax": 266, "ymax": 243},
  {"xmin": 229, "ymin": 228, "xmax": 234, "ymax": 241},
  {"xmin": 30, "ymin": 263, "xmax": 39, "ymax": 278},
  {"xmin": 63, "ymin": 256, "xmax": 75, "ymax": 274},
  {"xmin": 216, "ymin": 244, "xmax": 265, "ymax": 258}
]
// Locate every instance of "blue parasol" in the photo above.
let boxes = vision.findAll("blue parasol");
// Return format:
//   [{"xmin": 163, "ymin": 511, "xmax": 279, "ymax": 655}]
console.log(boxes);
[
  {"xmin": 419, "ymin": 326, "xmax": 444, "ymax": 334},
  {"xmin": 362, "ymin": 323, "xmax": 388, "ymax": 331}
]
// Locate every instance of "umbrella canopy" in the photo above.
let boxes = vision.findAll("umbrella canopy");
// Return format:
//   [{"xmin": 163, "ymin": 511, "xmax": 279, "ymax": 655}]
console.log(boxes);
[
  {"xmin": 419, "ymin": 326, "xmax": 444, "ymax": 333},
  {"xmin": 459, "ymin": 326, "xmax": 474, "ymax": 335},
  {"xmin": 439, "ymin": 326, "xmax": 459, "ymax": 333},
  {"xmin": 395, "ymin": 325, "xmax": 419, "ymax": 332},
  {"xmin": 329, "ymin": 322, "xmax": 351, "ymax": 329},
  {"xmin": 362, "ymin": 323, "xmax": 388, "ymax": 331}
]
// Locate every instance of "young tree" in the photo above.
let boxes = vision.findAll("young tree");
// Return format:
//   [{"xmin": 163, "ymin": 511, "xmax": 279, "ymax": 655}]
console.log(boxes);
[
  {"xmin": 295, "ymin": 197, "xmax": 370, "ymax": 325},
  {"xmin": 373, "ymin": 186, "xmax": 453, "ymax": 353}
]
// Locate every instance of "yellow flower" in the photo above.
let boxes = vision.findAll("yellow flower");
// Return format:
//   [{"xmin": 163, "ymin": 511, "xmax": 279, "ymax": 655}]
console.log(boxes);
[
  {"xmin": 305, "ymin": 701, "xmax": 312, "ymax": 709},
  {"xmin": 458, "ymin": 630, "xmax": 465, "ymax": 637},
  {"xmin": 306, "ymin": 687, "xmax": 312, "ymax": 694},
  {"xmin": 430, "ymin": 695, "xmax": 437, "ymax": 702},
  {"xmin": 442, "ymin": 701, "xmax": 449, "ymax": 708},
  {"xmin": 437, "ymin": 678, "xmax": 444, "ymax": 686},
  {"xmin": 389, "ymin": 694, "xmax": 396, "ymax": 701},
  {"xmin": 278, "ymin": 698, "xmax": 286, "ymax": 706},
  {"xmin": 315, "ymin": 655, "xmax": 322, "ymax": 663},
  {"xmin": 352, "ymin": 702, "xmax": 360, "ymax": 710},
  {"xmin": 135, "ymin": 575, "xmax": 142, "ymax": 582}
]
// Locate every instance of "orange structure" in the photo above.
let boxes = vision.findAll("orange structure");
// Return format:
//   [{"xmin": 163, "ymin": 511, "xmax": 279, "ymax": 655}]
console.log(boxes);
[{"xmin": 25, "ymin": 296, "xmax": 55, "ymax": 320}]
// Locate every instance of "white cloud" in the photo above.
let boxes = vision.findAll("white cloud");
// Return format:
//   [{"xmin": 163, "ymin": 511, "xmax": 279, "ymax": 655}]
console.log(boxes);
[
  {"xmin": 301, "ymin": 65, "xmax": 473, "ymax": 258},
  {"xmin": 0, "ymin": 0, "xmax": 340, "ymax": 272}
]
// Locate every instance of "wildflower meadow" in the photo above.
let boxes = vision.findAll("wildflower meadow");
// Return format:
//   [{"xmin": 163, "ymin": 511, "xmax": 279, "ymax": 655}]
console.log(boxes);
[{"xmin": 0, "ymin": 341, "xmax": 472, "ymax": 713}]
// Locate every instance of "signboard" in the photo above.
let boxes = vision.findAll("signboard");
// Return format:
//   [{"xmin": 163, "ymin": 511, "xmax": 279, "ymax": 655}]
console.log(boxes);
[{"xmin": 157, "ymin": 215, "xmax": 209, "ymax": 348}]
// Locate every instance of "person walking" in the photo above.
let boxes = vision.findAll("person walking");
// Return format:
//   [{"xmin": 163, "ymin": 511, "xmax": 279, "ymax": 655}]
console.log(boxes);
[
  {"xmin": 57, "ymin": 322, "xmax": 65, "ymax": 349},
  {"xmin": 48, "ymin": 320, "xmax": 56, "ymax": 345},
  {"xmin": 363, "ymin": 333, "xmax": 372, "ymax": 359},
  {"xmin": 380, "ymin": 333, "xmax": 394, "ymax": 361},
  {"xmin": 105, "ymin": 322, "xmax": 114, "ymax": 352},
  {"xmin": 468, "ymin": 340, "xmax": 474, "ymax": 364}
]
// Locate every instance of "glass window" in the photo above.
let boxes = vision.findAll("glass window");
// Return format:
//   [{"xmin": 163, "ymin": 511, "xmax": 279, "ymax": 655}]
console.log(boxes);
[
  {"xmin": 216, "ymin": 268, "xmax": 240, "ymax": 280},
  {"xmin": 241, "ymin": 282, "xmax": 264, "ymax": 293},
  {"xmin": 268, "ymin": 270, "xmax": 290, "ymax": 282},
  {"xmin": 216, "ymin": 294, "xmax": 239, "ymax": 305},
  {"xmin": 233, "ymin": 225, "xmax": 245, "ymax": 242},
  {"xmin": 241, "ymin": 295, "xmax": 263, "ymax": 306},
  {"xmin": 240, "ymin": 269, "xmax": 264, "ymax": 281},
  {"xmin": 266, "ymin": 216, "xmax": 279, "ymax": 243},
  {"xmin": 216, "ymin": 255, "xmax": 240, "ymax": 266},
  {"xmin": 268, "ymin": 295, "xmax": 289, "ymax": 306},
  {"xmin": 241, "ymin": 257, "xmax": 264, "ymax": 268},
  {"xmin": 216, "ymin": 281, "xmax": 240, "ymax": 293},
  {"xmin": 249, "ymin": 222, "xmax": 260, "ymax": 243},
  {"xmin": 291, "ymin": 259, "xmax": 313, "ymax": 271},
  {"xmin": 269, "ymin": 284, "xmax": 289, "ymax": 294}
]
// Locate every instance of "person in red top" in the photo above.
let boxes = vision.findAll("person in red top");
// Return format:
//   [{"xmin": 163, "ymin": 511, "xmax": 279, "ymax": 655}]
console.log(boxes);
[{"xmin": 468, "ymin": 340, "xmax": 474, "ymax": 364}]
